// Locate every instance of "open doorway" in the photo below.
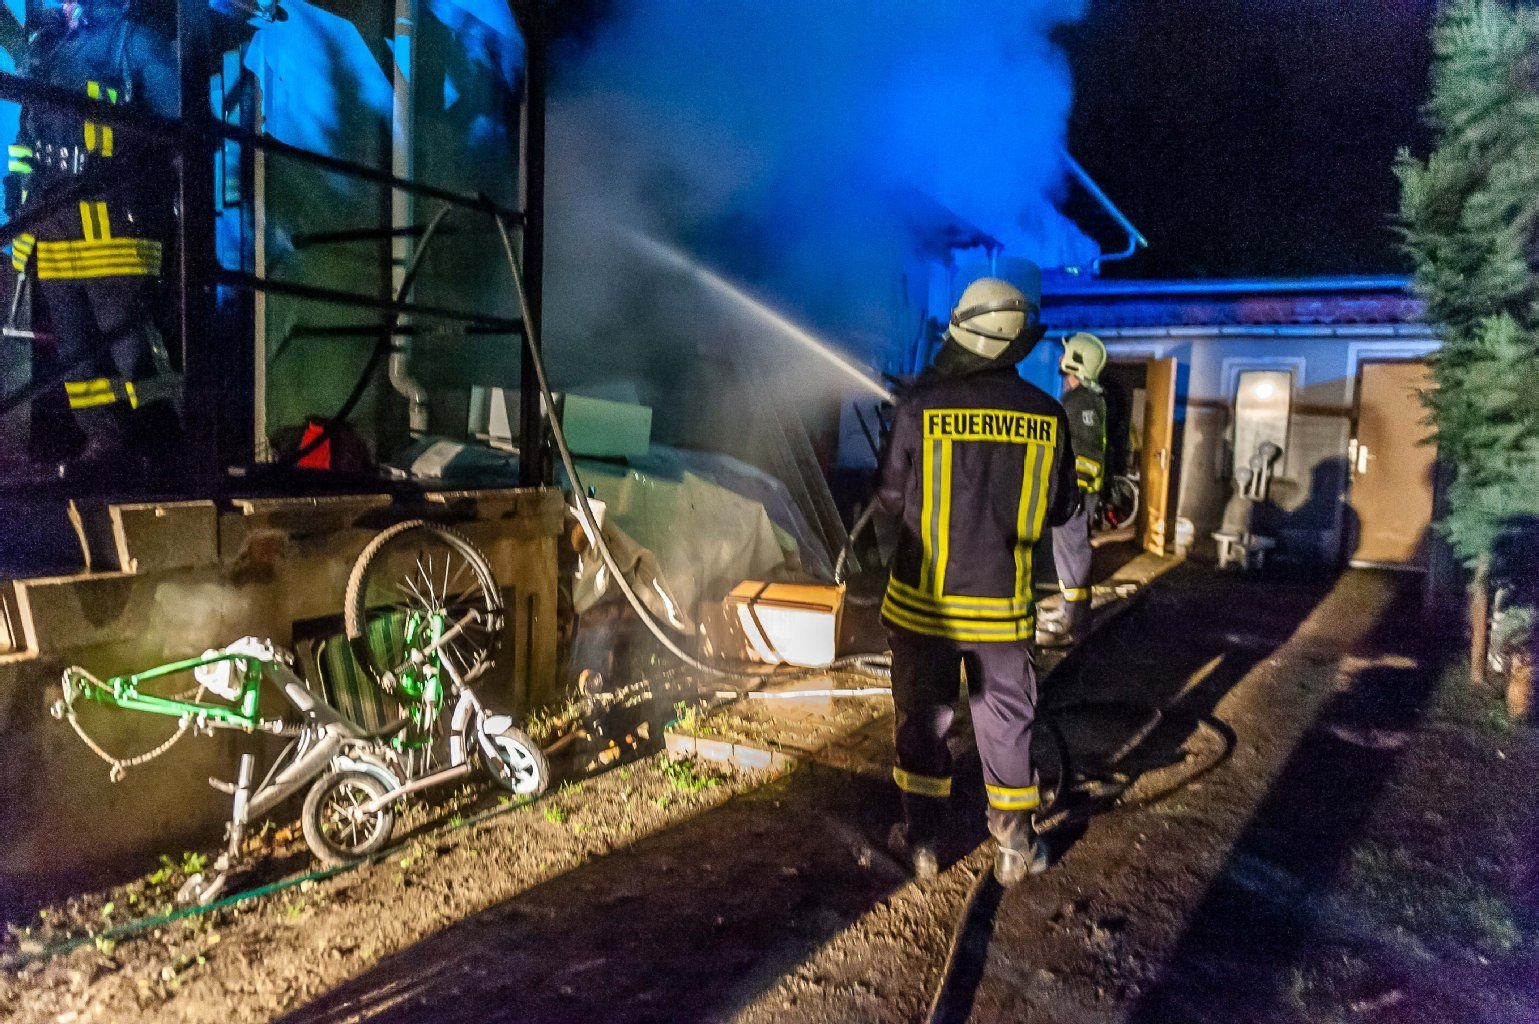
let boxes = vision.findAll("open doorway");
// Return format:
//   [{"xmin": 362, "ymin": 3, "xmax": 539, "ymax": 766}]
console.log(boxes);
[
  {"xmin": 1101, "ymin": 355, "xmax": 1180, "ymax": 556},
  {"xmin": 1095, "ymin": 359, "xmax": 1150, "ymax": 574}
]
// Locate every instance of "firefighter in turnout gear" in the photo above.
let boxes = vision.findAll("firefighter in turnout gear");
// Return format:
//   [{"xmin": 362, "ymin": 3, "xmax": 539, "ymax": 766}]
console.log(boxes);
[
  {"xmin": 7, "ymin": 0, "xmax": 180, "ymax": 485},
  {"xmin": 1043, "ymin": 331, "xmax": 1107, "ymax": 645},
  {"xmin": 877, "ymin": 270, "xmax": 1084, "ymax": 885}
]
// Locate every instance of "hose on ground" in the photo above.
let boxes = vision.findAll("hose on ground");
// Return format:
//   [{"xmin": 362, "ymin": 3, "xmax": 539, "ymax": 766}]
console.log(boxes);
[{"xmin": 488, "ymin": 212, "xmax": 889, "ymax": 689}]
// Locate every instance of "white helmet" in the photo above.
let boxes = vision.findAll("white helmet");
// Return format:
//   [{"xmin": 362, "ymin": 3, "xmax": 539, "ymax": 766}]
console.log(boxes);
[
  {"xmin": 948, "ymin": 277, "xmax": 1039, "ymax": 361},
  {"xmin": 1059, "ymin": 332, "xmax": 1107, "ymax": 384}
]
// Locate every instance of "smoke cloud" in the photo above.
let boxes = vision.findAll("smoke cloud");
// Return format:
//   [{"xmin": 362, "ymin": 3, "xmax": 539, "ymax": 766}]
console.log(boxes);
[{"xmin": 541, "ymin": 1, "xmax": 1095, "ymax": 447}]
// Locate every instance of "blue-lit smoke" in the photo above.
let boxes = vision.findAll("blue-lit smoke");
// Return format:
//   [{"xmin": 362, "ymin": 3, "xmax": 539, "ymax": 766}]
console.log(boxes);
[{"xmin": 542, "ymin": 0, "xmax": 1095, "ymax": 430}]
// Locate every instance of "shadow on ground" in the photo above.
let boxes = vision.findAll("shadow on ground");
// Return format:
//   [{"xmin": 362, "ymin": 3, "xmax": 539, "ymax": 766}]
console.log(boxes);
[
  {"xmin": 1126, "ymin": 571, "xmax": 1451, "ymax": 1023},
  {"xmin": 278, "ymin": 761, "xmax": 915, "ymax": 1024}
]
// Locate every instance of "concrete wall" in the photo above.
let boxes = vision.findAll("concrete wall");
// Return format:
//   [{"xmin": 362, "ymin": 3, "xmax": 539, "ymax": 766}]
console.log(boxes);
[
  {"xmin": 1099, "ymin": 330, "xmax": 1440, "ymax": 565},
  {"xmin": 0, "ymin": 488, "xmax": 563, "ymax": 909}
]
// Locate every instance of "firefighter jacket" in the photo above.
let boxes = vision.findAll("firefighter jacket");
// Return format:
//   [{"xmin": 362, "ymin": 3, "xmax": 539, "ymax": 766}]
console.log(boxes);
[
  {"xmin": 877, "ymin": 365, "xmax": 1079, "ymax": 643},
  {"xmin": 1062, "ymin": 383, "xmax": 1107, "ymax": 494},
  {"xmin": 9, "ymin": 13, "xmax": 177, "ymax": 281}
]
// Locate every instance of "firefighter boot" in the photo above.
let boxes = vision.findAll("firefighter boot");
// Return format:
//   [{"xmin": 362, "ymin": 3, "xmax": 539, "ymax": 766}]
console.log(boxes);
[
  {"xmin": 888, "ymin": 793, "xmax": 944, "ymax": 879},
  {"xmin": 55, "ymin": 406, "xmax": 140, "ymax": 486},
  {"xmin": 989, "ymin": 808, "xmax": 1049, "ymax": 885}
]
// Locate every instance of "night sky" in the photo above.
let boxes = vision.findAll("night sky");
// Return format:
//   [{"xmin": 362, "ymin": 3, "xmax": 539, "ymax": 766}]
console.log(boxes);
[{"xmin": 1062, "ymin": 0, "xmax": 1439, "ymax": 279}]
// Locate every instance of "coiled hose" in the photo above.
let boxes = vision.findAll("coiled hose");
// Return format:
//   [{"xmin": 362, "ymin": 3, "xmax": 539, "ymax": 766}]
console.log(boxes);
[{"xmin": 489, "ymin": 214, "xmax": 889, "ymax": 688}]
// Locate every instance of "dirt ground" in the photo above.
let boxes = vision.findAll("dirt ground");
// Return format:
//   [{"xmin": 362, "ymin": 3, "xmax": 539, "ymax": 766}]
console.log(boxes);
[{"xmin": 2, "ymin": 564, "xmax": 1535, "ymax": 1024}]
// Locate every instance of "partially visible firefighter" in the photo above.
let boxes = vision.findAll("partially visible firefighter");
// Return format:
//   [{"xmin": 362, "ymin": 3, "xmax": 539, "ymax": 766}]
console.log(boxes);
[
  {"xmin": 6, "ymin": 0, "xmax": 180, "ymax": 485},
  {"xmin": 1041, "ymin": 331, "xmax": 1107, "ymax": 645},
  {"xmin": 876, "ymin": 268, "xmax": 1084, "ymax": 885}
]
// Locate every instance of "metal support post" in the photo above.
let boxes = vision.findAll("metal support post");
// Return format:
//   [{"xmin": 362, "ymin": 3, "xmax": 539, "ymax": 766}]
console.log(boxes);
[
  {"xmin": 516, "ymin": 1, "xmax": 547, "ymax": 487},
  {"xmin": 176, "ymin": 0, "xmax": 239, "ymax": 486}
]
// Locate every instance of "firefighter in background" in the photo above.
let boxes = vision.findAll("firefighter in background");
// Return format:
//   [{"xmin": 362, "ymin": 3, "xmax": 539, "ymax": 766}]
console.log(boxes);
[
  {"xmin": 1043, "ymin": 331, "xmax": 1108, "ymax": 644},
  {"xmin": 8, "ymin": 0, "xmax": 180, "ymax": 484},
  {"xmin": 876, "ymin": 270, "xmax": 1083, "ymax": 885}
]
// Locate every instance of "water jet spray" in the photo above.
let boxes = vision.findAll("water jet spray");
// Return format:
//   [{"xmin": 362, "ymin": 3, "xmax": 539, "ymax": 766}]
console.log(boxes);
[{"xmin": 621, "ymin": 230, "xmax": 893, "ymax": 402}]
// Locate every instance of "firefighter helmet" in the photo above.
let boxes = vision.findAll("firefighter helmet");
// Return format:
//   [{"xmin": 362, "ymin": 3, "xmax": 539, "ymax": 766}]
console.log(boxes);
[
  {"xmin": 1059, "ymin": 332, "xmax": 1107, "ymax": 384},
  {"xmin": 948, "ymin": 277, "xmax": 1039, "ymax": 361}
]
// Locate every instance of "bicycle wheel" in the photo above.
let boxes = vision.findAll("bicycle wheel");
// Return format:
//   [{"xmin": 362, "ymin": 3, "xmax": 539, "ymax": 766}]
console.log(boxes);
[
  {"xmin": 1031, "ymin": 716, "xmax": 1070, "ymax": 812},
  {"xmin": 301, "ymin": 770, "xmax": 397, "ymax": 865},
  {"xmin": 345, "ymin": 521, "xmax": 504, "ymax": 690},
  {"xmin": 473, "ymin": 716, "xmax": 550, "ymax": 797},
  {"xmin": 1105, "ymin": 475, "xmax": 1139, "ymax": 529}
]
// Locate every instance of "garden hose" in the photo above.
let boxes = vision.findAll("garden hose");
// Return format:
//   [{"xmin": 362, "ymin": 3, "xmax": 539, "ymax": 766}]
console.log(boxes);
[
  {"xmin": 3, "ymin": 772, "xmax": 555, "ymax": 971},
  {"xmin": 489, "ymin": 213, "xmax": 890, "ymax": 689}
]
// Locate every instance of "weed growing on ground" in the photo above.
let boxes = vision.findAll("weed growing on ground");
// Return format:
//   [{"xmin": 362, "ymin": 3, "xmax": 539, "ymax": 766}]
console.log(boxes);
[
  {"xmin": 543, "ymin": 805, "xmax": 569, "ymax": 825},
  {"xmin": 1286, "ymin": 948, "xmax": 1369, "ymax": 1015},
  {"xmin": 524, "ymin": 693, "xmax": 585, "ymax": 744},
  {"xmin": 1344, "ymin": 844, "xmax": 1525, "ymax": 955},
  {"xmin": 672, "ymin": 701, "xmax": 714, "ymax": 735},
  {"xmin": 660, "ymin": 755, "xmax": 727, "ymax": 793},
  {"xmin": 1431, "ymin": 664, "xmax": 1515, "ymax": 737}
]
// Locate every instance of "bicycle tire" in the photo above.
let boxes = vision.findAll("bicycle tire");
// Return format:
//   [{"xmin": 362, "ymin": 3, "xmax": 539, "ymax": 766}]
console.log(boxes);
[
  {"xmin": 301, "ymin": 769, "xmax": 397, "ymax": 865},
  {"xmin": 344, "ymin": 520, "xmax": 504, "ymax": 687},
  {"xmin": 1105, "ymin": 475, "xmax": 1139, "ymax": 529},
  {"xmin": 473, "ymin": 718, "xmax": 550, "ymax": 797}
]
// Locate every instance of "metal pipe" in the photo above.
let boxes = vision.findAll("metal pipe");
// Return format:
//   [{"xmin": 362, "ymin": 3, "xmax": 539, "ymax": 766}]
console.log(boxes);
[
  {"xmin": 1043, "ymin": 274, "xmax": 1413, "ymax": 300},
  {"xmin": 291, "ymin": 224, "xmax": 456, "ymax": 248},
  {"xmin": 0, "ymin": 72, "xmax": 525, "ymax": 225},
  {"xmin": 356, "ymin": 760, "xmax": 475, "ymax": 814},
  {"xmin": 514, "ymin": 0, "xmax": 548, "ymax": 487},
  {"xmin": 215, "ymin": 269, "xmax": 521, "ymax": 329},
  {"xmin": 389, "ymin": 0, "xmax": 429, "ymax": 434},
  {"xmin": 1044, "ymin": 324, "xmax": 1436, "ymax": 341},
  {"xmin": 1061, "ymin": 151, "xmax": 1148, "ymax": 271},
  {"xmin": 285, "ymin": 324, "xmax": 520, "ymax": 338},
  {"xmin": 246, "ymin": 729, "xmax": 345, "ymax": 819}
]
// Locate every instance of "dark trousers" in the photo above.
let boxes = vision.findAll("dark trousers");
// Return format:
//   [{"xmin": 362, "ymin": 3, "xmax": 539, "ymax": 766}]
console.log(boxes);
[
  {"xmin": 1052, "ymin": 497, "xmax": 1094, "ymax": 635},
  {"xmin": 888, "ymin": 626, "xmax": 1040, "ymax": 841},
  {"xmin": 36, "ymin": 276, "xmax": 179, "ymax": 461}
]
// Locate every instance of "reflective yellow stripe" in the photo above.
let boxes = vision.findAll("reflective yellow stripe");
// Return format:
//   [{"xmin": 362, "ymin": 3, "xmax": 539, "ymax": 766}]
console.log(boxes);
[
  {"xmin": 85, "ymin": 82, "xmax": 100, "ymax": 152},
  {"xmin": 101, "ymin": 87, "xmax": 117, "ymax": 157},
  {"xmin": 934, "ymin": 438, "xmax": 954, "ymax": 594},
  {"xmin": 1060, "ymin": 586, "xmax": 1091, "ymax": 602},
  {"xmin": 1075, "ymin": 454, "xmax": 1104, "ymax": 492},
  {"xmin": 893, "ymin": 767, "xmax": 952, "ymax": 799},
  {"xmin": 881, "ymin": 594, "xmax": 1034, "ymax": 643},
  {"xmin": 33, "ymin": 238, "xmax": 162, "ymax": 280},
  {"xmin": 11, "ymin": 232, "xmax": 35, "ymax": 271},
  {"xmin": 888, "ymin": 577, "xmax": 1032, "ymax": 614},
  {"xmin": 77, "ymin": 201, "xmax": 111, "ymax": 242},
  {"xmin": 985, "ymin": 784, "xmax": 1041, "ymax": 811},
  {"xmin": 8, "ymin": 144, "xmax": 32, "ymax": 157},
  {"xmin": 65, "ymin": 377, "xmax": 138, "ymax": 410}
]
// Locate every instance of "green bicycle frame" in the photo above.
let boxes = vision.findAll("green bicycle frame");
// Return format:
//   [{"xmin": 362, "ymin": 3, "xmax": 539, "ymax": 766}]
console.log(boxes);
[{"xmin": 62, "ymin": 653, "xmax": 269, "ymax": 732}]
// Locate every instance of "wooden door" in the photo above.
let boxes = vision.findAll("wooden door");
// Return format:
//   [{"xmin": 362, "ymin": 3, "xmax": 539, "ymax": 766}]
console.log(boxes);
[
  {"xmin": 1140, "ymin": 357, "xmax": 1178, "ymax": 555},
  {"xmin": 1348, "ymin": 361, "xmax": 1436, "ymax": 568}
]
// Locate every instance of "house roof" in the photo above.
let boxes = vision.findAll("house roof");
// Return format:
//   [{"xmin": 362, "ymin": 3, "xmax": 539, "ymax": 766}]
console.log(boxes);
[{"xmin": 1040, "ymin": 275, "xmax": 1426, "ymax": 330}]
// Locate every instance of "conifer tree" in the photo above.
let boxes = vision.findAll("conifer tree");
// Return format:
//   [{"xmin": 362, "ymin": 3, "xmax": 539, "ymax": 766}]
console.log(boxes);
[{"xmin": 1398, "ymin": 0, "xmax": 1539, "ymax": 715}]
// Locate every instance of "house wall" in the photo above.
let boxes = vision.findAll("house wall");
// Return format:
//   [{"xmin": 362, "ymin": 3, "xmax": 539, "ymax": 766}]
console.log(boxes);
[
  {"xmin": 1098, "ymin": 329, "xmax": 1439, "ymax": 564},
  {"xmin": 0, "ymin": 488, "xmax": 563, "ymax": 914}
]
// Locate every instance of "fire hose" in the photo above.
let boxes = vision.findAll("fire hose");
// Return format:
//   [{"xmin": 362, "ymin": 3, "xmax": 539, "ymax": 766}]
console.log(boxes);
[{"xmin": 489, "ymin": 213, "xmax": 891, "ymax": 690}]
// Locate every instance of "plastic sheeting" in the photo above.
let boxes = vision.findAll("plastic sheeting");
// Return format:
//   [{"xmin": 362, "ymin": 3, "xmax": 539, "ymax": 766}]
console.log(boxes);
[{"xmin": 573, "ymin": 460, "xmax": 800, "ymax": 628}]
